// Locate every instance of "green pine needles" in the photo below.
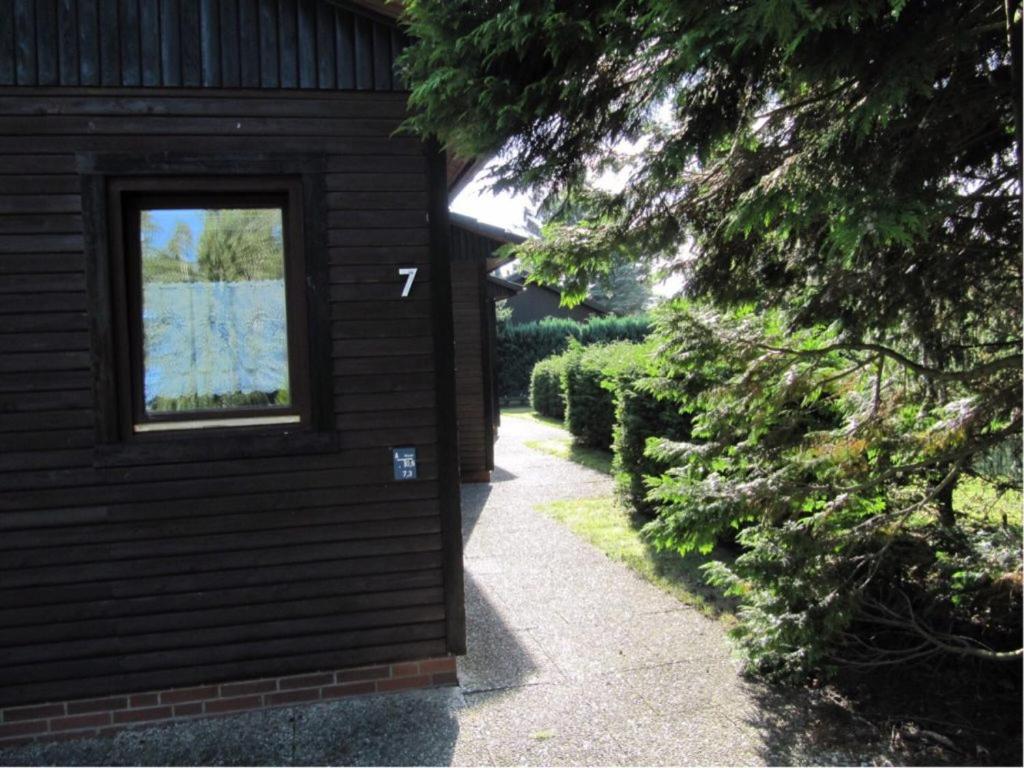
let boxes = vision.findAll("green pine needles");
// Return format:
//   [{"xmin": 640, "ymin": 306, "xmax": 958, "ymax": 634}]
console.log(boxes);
[{"xmin": 400, "ymin": 0, "xmax": 1023, "ymax": 676}]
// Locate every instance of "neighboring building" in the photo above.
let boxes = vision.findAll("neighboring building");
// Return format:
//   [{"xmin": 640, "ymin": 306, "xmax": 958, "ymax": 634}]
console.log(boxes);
[
  {"xmin": 502, "ymin": 274, "xmax": 610, "ymax": 324},
  {"xmin": 0, "ymin": 0, "xmax": 470, "ymax": 742},
  {"xmin": 448, "ymin": 213, "xmax": 522, "ymax": 482}
]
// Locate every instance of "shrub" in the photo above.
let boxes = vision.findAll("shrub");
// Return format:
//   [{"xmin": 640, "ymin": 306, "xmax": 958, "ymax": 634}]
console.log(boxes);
[
  {"xmin": 614, "ymin": 379, "xmax": 692, "ymax": 517},
  {"xmin": 563, "ymin": 341, "xmax": 641, "ymax": 449},
  {"xmin": 640, "ymin": 300, "xmax": 1024, "ymax": 681},
  {"xmin": 530, "ymin": 353, "xmax": 569, "ymax": 419},
  {"xmin": 496, "ymin": 314, "xmax": 651, "ymax": 400}
]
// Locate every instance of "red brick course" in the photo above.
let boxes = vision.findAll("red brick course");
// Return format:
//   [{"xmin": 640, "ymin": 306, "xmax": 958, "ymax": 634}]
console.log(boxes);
[{"xmin": 0, "ymin": 656, "xmax": 458, "ymax": 748}]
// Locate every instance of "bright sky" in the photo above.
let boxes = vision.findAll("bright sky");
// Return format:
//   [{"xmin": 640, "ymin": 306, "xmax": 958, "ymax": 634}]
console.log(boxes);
[
  {"xmin": 449, "ymin": 160, "xmax": 686, "ymax": 298},
  {"xmin": 450, "ymin": 169, "xmax": 535, "ymax": 238}
]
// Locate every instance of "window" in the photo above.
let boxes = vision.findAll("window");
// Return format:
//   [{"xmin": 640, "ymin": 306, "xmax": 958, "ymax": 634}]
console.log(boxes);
[{"xmin": 109, "ymin": 179, "xmax": 310, "ymax": 434}]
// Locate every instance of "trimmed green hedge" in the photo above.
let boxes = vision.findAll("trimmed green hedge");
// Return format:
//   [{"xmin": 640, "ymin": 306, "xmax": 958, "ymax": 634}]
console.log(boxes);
[
  {"xmin": 530, "ymin": 353, "xmax": 570, "ymax": 419},
  {"xmin": 614, "ymin": 379, "xmax": 691, "ymax": 517},
  {"xmin": 563, "ymin": 341, "xmax": 644, "ymax": 449},
  {"xmin": 497, "ymin": 314, "xmax": 650, "ymax": 400},
  {"xmin": 526, "ymin": 335, "xmax": 692, "ymax": 517}
]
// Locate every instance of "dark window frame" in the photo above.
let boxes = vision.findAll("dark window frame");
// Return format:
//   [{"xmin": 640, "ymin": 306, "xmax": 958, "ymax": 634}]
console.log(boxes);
[
  {"xmin": 80, "ymin": 154, "xmax": 334, "ymax": 456},
  {"xmin": 110, "ymin": 179, "xmax": 312, "ymax": 435}
]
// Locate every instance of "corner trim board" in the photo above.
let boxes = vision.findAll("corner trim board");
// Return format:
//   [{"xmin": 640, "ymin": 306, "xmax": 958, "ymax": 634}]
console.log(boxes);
[{"xmin": 425, "ymin": 140, "xmax": 467, "ymax": 655}]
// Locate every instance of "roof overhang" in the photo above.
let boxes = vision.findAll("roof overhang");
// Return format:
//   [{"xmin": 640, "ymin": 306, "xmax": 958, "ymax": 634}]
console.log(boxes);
[
  {"xmin": 449, "ymin": 212, "xmax": 525, "ymax": 245},
  {"xmin": 449, "ymin": 212, "xmax": 526, "ymax": 272},
  {"xmin": 343, "ymin": 0, "xmax": 402, "ymax": 19},
  {"xmin": 486, "ymin": 274, "xmax": 524, "ymax": 300}
]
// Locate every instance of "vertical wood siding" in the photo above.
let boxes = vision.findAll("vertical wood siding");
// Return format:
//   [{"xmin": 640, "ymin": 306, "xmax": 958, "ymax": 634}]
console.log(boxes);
[
  {"xmin": 0, "ymin": 89, "xmax": 449, "ymax": 707},
  {"xmin": 0, "ymin": 0, "xmax": 407, "ymax": 90}
]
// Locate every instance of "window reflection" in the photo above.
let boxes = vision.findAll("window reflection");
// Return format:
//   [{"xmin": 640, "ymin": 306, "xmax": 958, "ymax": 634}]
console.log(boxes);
[{"xmin": 139, "ymin": 208, "xmax": 291, "ymax": 414}]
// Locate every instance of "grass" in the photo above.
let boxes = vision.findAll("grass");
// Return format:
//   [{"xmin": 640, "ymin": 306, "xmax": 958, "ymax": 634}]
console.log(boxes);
[
  {"xmin": 510, "ymin": 405, "xmax": 735, "ymax": 619},
  {"xmin": 502, "ymin": 405, "xmax": 564, "ymax": 429},
  {"xmin": 954, "ymin": 475, "xmax": 1023, "ymax": 529},
  {"xmin": 537, "ymin": 496, "xmax": 737, "ymax": 621},
  {"xmin": 523, "ymin": 437, "xmax": 615, "ymax": 476},
  {"xmin": 905, "ymin": 474, "xmax": 1023, "ymax": 532}
]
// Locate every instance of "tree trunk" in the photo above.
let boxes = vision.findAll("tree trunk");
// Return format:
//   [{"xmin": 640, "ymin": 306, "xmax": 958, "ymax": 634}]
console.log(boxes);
[{"xmin": 936, "ymin": 468, "xmax": 959, "ymax": 527}]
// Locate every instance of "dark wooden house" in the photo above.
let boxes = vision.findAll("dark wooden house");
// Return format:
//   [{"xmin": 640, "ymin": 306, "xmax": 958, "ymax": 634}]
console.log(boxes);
[
  {"xmin": 448, "ymin": 213, "xmax": 521, "ymax": 482},
  {"xmin": 0, "ymin": 0, "xmax": 471, "ymax": 742},
  {"xmin": 503, "ymin": 274, "xmax": 609, "ymax": 324}
]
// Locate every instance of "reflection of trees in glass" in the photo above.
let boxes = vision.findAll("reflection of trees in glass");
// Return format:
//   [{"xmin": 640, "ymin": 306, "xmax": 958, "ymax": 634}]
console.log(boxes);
[
  {"xmin": 140, "ymin": 208, "xmax": 290, "ymax": 414},
  {"xmin": 148, "ymin": 389, "xmax": 290, "ymax": 412},
  {"xmin": 197, "ymin": 209, "xmax": 284, "ymax": 282},
  {"xmin": 141, "ymin": 209, "xmax": 283, "ymax": 283},
  {"xmin": 142, "ymin": 214, "xmax": 199, "ymax": 282}
]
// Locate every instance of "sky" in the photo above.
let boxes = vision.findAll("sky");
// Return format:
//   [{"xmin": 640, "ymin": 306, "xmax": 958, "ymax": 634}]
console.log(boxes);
[
  {"xmin": 450, "ymin": 160, "xmax": 687, "ymax": 298},
  {"xmin": 144, "ymin": 209, "xmax": 205, "ymax": 260},
  {"xmin": 450, "ymin": 169, "xmax": 536, "ymax": 239}
]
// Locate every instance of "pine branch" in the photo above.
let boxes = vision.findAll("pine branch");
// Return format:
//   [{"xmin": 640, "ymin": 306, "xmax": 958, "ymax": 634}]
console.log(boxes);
[{"xmin": 753, "ymin": 339, "xmax": 1021, "ymax": 383}]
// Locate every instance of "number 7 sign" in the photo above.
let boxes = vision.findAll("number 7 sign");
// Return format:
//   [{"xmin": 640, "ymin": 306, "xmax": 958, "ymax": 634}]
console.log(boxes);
[{"xmin": 398, "ymin": 267, "xmax": 418, "ymax": 297}]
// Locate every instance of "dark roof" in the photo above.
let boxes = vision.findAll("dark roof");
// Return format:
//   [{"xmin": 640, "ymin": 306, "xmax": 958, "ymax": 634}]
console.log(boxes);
[
  {"xmin": 343, "ymin": 0, "xmax": 402, "ymax": 18},
  {"xmin": 448, "ymin": 212, "xmax": 527, "ymax": 272},
  {"xmin": 505, "ymin": 272, "xmax": 610, "ymax": 315},
  {"xmin": 486, "ymin": 274, "xmax": 525, "ymax": 300},
  {"xmin": 448, "ymin": 157, "xmax": 487, "ymax": 198},
  {"xmin": 449, "ymin": 212, "xmax": 527, "ymax": 245}
]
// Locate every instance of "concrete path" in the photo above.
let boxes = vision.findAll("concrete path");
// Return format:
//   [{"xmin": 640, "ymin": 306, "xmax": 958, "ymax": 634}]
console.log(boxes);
[{"xmin": 1, "ymin": 413, "xmax": 889, "ymax": 767}]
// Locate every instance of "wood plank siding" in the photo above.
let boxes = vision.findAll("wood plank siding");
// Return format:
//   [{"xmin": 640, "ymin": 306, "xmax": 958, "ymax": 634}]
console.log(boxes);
[
  {"xmin": 0, "ymin": 80, "xmax": 464, "ymax": 707},
  {"xmin": 450, "ymin": 259, "xmax": 489, "ymax": 480},
  {"xmin": 448, "ymin": 218, "xmax": 520, "ymax": 480},
  {"xmin": 0, "ymin": 0, "xmax": 407, "ymax": 90}
]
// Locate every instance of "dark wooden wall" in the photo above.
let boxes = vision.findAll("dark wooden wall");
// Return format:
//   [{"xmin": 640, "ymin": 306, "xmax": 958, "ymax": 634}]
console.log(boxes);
[
  {"xmin": 0, "ymin": 0, "xmax": 406, "ymax": 90},
  {"xmin": 449, "ymin": 221, "xmax": 516, "ymax": 480},
  {"xmin": 0, "ymin": 86, "xmax": 457, "ymax": 707},
  {"xmin": 450, "ymin": 259, "xmax": 488, "ymax": 481}
]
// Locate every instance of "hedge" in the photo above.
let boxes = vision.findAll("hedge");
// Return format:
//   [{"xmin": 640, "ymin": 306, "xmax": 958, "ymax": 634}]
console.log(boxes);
[
  {"xmin": 530, "ymin": 353, "xmax": 570, "ymax": 419},
  {"xmin": 613, "ymin": 379, "xmax": 691, "ymax": 517},
  {"xmin": 531, "ymin": 338, "xmax": 693, "ymax": 515},
  {"xmin": 562, "ymin": 341, "xmax": 646, "ymax": 449},
  {"xmin": 496, "ymin": 314, "xmax": 650, "ymax": 400},
  {"xmin": 526, "ymin": 335, "xmax": 693, "ymax": 517}
]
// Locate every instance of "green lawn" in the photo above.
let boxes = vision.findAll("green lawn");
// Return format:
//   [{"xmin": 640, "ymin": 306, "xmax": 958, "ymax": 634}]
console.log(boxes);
[
  {"xmin": 523, "ymin": 437, "xmax": 615, "ymax": 476},
  {"xmin": 502, "ymin": 405, "xmax": 564, "ymax": 429},
  {"xmin": 537, "ymin": 496, "xmax": 736, "ymax": 621},
  {"xmin": 508, "ymin": 406, "xmax": 735, "ymax": 620}
]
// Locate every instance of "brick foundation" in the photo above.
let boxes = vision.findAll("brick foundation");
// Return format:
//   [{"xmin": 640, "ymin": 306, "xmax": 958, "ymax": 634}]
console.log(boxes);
[{"xmin": 0, "ymin": 657, "xmax": 458, "ymax": 748}]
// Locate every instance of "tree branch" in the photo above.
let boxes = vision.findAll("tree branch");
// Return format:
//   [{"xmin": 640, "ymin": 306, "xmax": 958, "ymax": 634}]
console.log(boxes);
[
  {"xmin": 862, "ymin": 593, "xmax": 1024, "ymax": 662},
  {"xmin": 753, "ymin": 339, "xmax": 1021, "ymax": 383}
]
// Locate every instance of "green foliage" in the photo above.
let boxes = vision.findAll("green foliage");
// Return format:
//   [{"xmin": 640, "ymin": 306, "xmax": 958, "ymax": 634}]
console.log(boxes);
[
  {"xmin": 639, "ymin": 301, "xmax": 1022, "ymax": 677},
  {"xmin": 142, "ymin": 217, "xmax": 201, "ymax": 282},
  {"xmin": 614, "ymin": 378, "xmax": 692, "ymax": 518},
  {"xmin": 147, "ymin": 388, "xmax": 290, "ymax": 412},
  {"xmin": 198, "ymin": 209, "xmax": 284, "ymax": 282},
  {"xmin": 402, "ymin": 0, "xmax": 1024, "ymax": 679},
  {"xmin": 589, "ymin": 261, "xmax": 654, "ymax": 314},
  {"xmin": 563, "ymin": 341, "xmax": 643, "ymax": 449},
  {"xmin": 530, "ymin": 352, "xmax": 570, "ymax": 419},
  {"xmin": 496, "ymin": 314, "xmax": 650, "ymax": 399},
  {"xmin": 142, "ymin": 209, "xmax": 284, "ymax": 284},
  {"xmin": 494, "ymin": 298, "xmax": 513, "ymax": 327}
]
